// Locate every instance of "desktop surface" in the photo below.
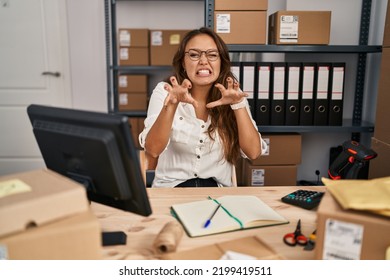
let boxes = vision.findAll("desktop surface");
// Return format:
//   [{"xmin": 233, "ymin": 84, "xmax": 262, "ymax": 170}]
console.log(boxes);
[{"xmin": 91, "ymin": 186, "xmax": 324, "ymax": 260}]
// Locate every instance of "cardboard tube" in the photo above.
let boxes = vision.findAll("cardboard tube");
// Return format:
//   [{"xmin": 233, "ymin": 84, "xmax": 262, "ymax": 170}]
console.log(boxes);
[{"xmin": 153, "ymin": 220, "xmax": 183, "ymax": 254}]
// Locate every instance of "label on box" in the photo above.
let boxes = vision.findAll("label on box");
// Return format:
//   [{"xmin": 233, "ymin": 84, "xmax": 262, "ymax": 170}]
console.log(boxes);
[
  {"xmin": 151, "ymin": 31, "xmax": 163, "ymax": 46},
  {"xmin": 251, "ymin": 169, "xmax": 265, "ymax": 186},
  {"xmin": 280, "ymin": 15, "xmax": 298, "ymax": 43},
  {"xmin": 170, "ymin": 34, "xmax": 181, "ymax": 45},
  {"xmin": 119, "ymin": 93, "xmax": 128, "ymax": 105},
  {"xmin": 119, "ymin": 48, "xmax": 129, "ymax": 60},
  {"xmin": 119, "ymin": 76, "xmax": 128, "ymax": 88},
  {"xmin": 262, "ymin": 138, "xmax": 270, "ymax": 156},
  {"xmin": 216, "ymin": 14, "xmax": 231, "ymax": 33},
  {"xmin": 0, "ymin": 244, "xmax": 8, "ymax": 260},
  {"xmin": 323, "ymin": 219, "xmax": 363, "ymax": 260},
  {"xmin": 119, "ymin": 30, "xmax": 131, "ymax": 47},
  {"xmin": 0, "ymin": 179, "xmax": 31, "ymax": 198}
]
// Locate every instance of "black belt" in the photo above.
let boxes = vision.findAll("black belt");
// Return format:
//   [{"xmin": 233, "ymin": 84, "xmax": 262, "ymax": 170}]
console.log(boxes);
[{"xmin": 175, "ymin": 177, "xmax": 218, "ymax": 187}]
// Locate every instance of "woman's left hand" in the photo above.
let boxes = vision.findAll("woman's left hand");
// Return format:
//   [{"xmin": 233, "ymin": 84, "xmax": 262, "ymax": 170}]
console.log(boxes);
[{"xmin": 206, "ymin": 77, "xmax": 248, "ymax": 109}]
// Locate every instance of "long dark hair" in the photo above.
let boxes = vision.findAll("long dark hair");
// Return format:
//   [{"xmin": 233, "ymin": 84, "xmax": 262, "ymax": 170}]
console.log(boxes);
[{"xmin": 171, "ymin": 27, "xmax": 240, "ymax": 164}]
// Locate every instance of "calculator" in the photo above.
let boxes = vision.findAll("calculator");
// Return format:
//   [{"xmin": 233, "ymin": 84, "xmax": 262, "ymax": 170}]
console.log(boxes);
[{"xmin": 281, "ymin": 190, "xmax": 325, "ymax": 210}]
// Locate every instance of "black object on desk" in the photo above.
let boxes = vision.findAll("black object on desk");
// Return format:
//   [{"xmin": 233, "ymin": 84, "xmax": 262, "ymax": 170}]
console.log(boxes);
[
  {"xmin": 102, "ymin": 231, "xmax": 127, "ymax": 246},
  {"xmin": 281, "ymin": 190, "xmax": 324, "ymax": 210}
]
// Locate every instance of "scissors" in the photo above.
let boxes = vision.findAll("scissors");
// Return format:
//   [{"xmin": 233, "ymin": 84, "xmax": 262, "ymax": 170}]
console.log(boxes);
[{"xmin": 283, "ymin": 219, "xmax": 308, "ymax": 246}]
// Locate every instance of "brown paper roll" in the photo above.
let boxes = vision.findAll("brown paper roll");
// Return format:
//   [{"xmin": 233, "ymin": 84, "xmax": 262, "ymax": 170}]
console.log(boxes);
[{"xmin": 153, "ymin": 220, "xmax": 184, "ymax": 254}]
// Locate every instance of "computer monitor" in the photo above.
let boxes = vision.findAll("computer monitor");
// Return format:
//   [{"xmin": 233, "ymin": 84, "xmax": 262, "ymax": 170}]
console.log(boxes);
[{"xmin": 27, "ymin": 104, "xmax": 152, "ymax": 244}]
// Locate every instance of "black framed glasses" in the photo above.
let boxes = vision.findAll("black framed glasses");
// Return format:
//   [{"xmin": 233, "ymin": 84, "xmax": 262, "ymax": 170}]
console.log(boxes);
[{"xmin": 184, "ymin": 49, "xmax": 220, "ymax": 61}]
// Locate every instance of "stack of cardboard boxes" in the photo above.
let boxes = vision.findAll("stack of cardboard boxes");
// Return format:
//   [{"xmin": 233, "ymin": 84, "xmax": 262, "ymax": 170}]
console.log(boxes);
[
  {"xmin": 213, "ymin": 0, "xmax": 267, "ymax": 44},
  {"xmin": 0, "ymin": 169, "xmax": 102, "ymax": 259},
  {"xmin": 369, "ymin": 3, "xmax": 390, "ymax": 179},
  {"xmin": 240, "ymin": 133, "xmax": 301, "ymax": 186}
]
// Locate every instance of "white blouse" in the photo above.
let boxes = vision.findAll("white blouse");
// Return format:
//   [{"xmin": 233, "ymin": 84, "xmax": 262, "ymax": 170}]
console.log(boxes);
[{"xmin": 139, "ymin": 82, "xmax": 267, "ymax": 188}]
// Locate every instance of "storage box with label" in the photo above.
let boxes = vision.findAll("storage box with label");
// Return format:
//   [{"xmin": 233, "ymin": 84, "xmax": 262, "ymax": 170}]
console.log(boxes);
[
  {"xmin": 215, "ymin": 0, "xmax": 268, "ymax": 11},
  {"xmin": 268, "ymin": 11, "xmax": 331, "ymax": 45},
  {"xmin": 150, "ymin": 29, "xmax": 190, "ymax": 65},
  {"xmin": 0, "ymin": 169, "xmax": 102, "ymax": 259},
  {"xmin": 118, "ymin": 29, "xmax": 149, "ymax": 66},
  {"xmin": 250, "ymin": 133, "xmax": 301, "ymax": 165},
  {"xmin": 214, "ymin": 11, "xmax": 267, "ymax": 44},
  {"xmin": 119, "ymin": 92, "xmax": 148, "ymax": 111},
  {"xmin": 315, "ymin": 191, "xmax": 390, "ymax": 260},
  {"xmin": 242, "ymin": 160, "xmax": 297, "ymax": 186},
  {"xmin": 118, "ymin": 75, "xmax": 147, "ymax": 93}
]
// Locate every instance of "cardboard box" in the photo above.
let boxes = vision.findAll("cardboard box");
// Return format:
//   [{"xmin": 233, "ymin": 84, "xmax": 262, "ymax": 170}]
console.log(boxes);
[
  {"xmin": 383, "ymin": 2, "xmax": 390, "ymax": 47},
  {"xmin": 0, "ymin": 210, "xmax": 102, "ymax": 260},
  {"xmin": 214, "ymin": 11, "xmax": 267, "ymax": 44},
  {"xmin": 119, "ymin": 92, "xmax": 148, "ymax": 111},
  {"xmin": 374, "ymin": 47, "xmax": 390, "ymax": 143},
  {"xmin": 368, "ymin": 137, "xmax": 390, "ymax": 179},
  {"xmin": 128, "ymin": 118, "xmax": 145, "ymax": 150},
  {"xmin": 315, "ymin": 192, "xmax": 390, "ymax": 260},
  {"xmin": 150, "ymin": 30, "xmax": 190, "ymax": 66},
  {"xmin": 268, "ymin": 11, "xmax": 331, "ymax": 45},
  {"xmin": 119, "ymin": 47, "xmax": 149, "ymax": 66},
  {"xmin": 250, "ymin": 133, "xmax": 301, "ymax": 165},
  {"xmin": 118, "ymin": 28, "xmax": 149, "ymax": 47},
  {"xmin": 242, "ymin": 160, "xmax": 297, "ymax": 186},
  {"xmin": 161, "ymin": 236, "xmax": 283, "ymax": 260},
  {"xmin": 118, "ymin": 75, "xmax": 147, "ymax": 93},
  {"xmin": 215, "ymin": 0, "xmax": 268, "ymax": 11},
  {"xmin": 0, "ymin": 169, "xmax": 90, "ymax": 237}
]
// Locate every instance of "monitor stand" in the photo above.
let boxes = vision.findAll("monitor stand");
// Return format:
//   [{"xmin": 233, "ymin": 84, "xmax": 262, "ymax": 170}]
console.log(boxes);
[{"xmin": 101, "ymin": 231, "xmax": 127, "ymax": 246}]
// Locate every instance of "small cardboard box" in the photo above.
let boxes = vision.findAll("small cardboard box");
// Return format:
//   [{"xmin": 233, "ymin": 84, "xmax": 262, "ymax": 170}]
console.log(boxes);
[
  {"xmin": 0, "ymin": 169, "xmax": 90, "ymax": 237},
  {"xmin": 369, "ymin": 137, "xmax": 390, "ymax": 179},
  {"xmin": 150, "ymin": 30, "xmax": 190, "ymax": 66},
  {"xmin": 315, "ymin": 192, "xmax": 390, "ymax": 260},
  {"xmin": 118, "ymin": 92, "xmax": 148, "ymax": 111},
  {"xmin": 268, "ymin": 11, "xmax": 331, "ymax": 45},
  {"xmin": 214, "ymin": 11, "xmax": 267, "ymax": 44},
  {"xmin": 118, "ymin": 28, "xmax": 149, "ymax": 47},
  {"xmin": 215, "ymin": 0, "xmax": 268, "ymax": 11},
  {"xmin": 118, "ymin": 75, "xmax": 147, "ymax": 93},
  {"xmin": 119, "ymin": 47, "xmax": 149, "ymax": 66},
  {"xmin": 242, "ymin": 160, "xmax": 297, "ymax": 186},
  {"xmin": 161, "ymin": 236, "xmax": 283, "ymax": 260},
  {"xmin": 0, "ymin": 210, "xmax": 102, "ymax": 260},
  {"xmin": 250, "ymin": 133, "xmax": 301, "ymax": 165}
]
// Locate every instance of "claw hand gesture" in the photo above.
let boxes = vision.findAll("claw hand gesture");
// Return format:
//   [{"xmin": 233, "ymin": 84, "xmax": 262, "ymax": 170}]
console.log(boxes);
[
  {"xmin": 206, "ymin": 77, "xmax": 248, "ymax": 109},
  {"xmin": 164, "ymin": 76, "xmax": 198, "ymax": 107}
]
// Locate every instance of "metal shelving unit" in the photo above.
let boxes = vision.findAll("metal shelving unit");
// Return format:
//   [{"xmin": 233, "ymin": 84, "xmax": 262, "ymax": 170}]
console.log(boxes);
[{"xmin": 105, "ymin": 0, "xmax": 380, "ymax": 134}]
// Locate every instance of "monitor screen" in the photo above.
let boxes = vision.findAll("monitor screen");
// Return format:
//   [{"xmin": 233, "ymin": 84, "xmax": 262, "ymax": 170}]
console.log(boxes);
[{"xmin": 27, "ymin": 104, "xmax": 152, "ymax": 218}]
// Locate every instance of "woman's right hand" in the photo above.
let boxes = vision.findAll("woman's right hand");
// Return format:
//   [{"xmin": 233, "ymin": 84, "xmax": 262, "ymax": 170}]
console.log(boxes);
[{"xmin": 163, "ymin": 76, "xmax": 198, "ymax": 108}]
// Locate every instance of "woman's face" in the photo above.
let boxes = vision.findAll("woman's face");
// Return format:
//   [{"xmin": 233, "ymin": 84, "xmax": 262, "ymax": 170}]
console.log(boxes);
[{"xmin": 183, "ymin": 34, "xmax": 221, "ymax": 88}]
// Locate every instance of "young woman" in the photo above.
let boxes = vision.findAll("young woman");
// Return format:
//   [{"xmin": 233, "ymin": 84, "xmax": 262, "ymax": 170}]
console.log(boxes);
[{"xmin": 139, "ymin": 27, "xmax": 267, "ymax": 187}]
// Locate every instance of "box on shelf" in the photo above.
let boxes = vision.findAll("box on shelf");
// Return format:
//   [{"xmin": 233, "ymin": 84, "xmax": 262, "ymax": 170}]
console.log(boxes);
[
  {"xmin": 118, "ymin": 28, "xmax": 149, "ymax": 47},
  {"xmin": 119, "ymin": 47, "xmax": 149, "ymax": 66},
  {"xmin": 129, "ymin": 118, "xmax": 145, "ymax": 150},
  {"xmin": 0, "ymin": 169, "xmax": 101, "ymax": 259},
  {"xmin": 118, "ymin": 92, "xmax": 148, "ymax": 111},
  {"xmin": 315, "ymin": 191, "xmax": 390, "ymax": 260},
  {"xmin": 241, "ymin": 160, "xmax": 297, "ymax": 186},
  {"xmin": 268, "ymin": 11, "xmax": 331, "ymax": 45},
  {"xmin": 374, "ymin": 47, "xmax": 390, "ymax": 144},
  {"xmin": 250, "ymin": 133, "xmax": 301, "ymax": 165},
  {"xmin": 214, "ymin": 11, "xmax": 267, "ymax": 44},
  {"xmin": 368, "ymin": 137, "xmax": 390, "ymax": 179},
  {"xmin": 215, "ymin": 0, "xmax": 268, "ymax": 11},
  {"xmin": 118, "ymin": 75, "xmax": 147, "ymax": 93},
  {"xmin": 150, "ymin": 29, "xmax": 190, "ymax": 66}
]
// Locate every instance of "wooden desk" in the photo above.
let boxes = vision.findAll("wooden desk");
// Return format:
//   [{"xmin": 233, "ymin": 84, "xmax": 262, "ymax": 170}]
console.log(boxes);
[{"xmin": 91, "ymin": 186, "xmax": 325, "ymax": 260}]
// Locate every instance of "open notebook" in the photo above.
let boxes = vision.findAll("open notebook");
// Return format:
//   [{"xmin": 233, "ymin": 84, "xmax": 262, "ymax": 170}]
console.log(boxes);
[{"xmin": 171, "ymin": 195, "xmax": 289, "ymax": 237}]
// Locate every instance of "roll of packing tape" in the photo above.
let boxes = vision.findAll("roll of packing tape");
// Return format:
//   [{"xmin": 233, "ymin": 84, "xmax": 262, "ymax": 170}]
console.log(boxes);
[{"xmin": 153, "ymin": 220, "xmax": 184, "ymax": 254}]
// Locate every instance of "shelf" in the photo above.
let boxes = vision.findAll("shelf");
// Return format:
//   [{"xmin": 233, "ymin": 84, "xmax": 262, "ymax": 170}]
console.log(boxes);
[
  {"xmin": 113, "ymin": 65, "xmax": 173, "ymax": 74},
  {"xmin": 259, "ymin": 120, "xmax": 374, "ymax": 133},
  {"xmin": 227, "ymin": 45, "xmax": 382, "ymax": 53}
]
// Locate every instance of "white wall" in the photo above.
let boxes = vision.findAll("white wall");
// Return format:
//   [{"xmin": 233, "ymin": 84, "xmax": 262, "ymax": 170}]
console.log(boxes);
[{"xmin": 65, "ymin": 0, "xmax": 388, "ymax": 182}]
